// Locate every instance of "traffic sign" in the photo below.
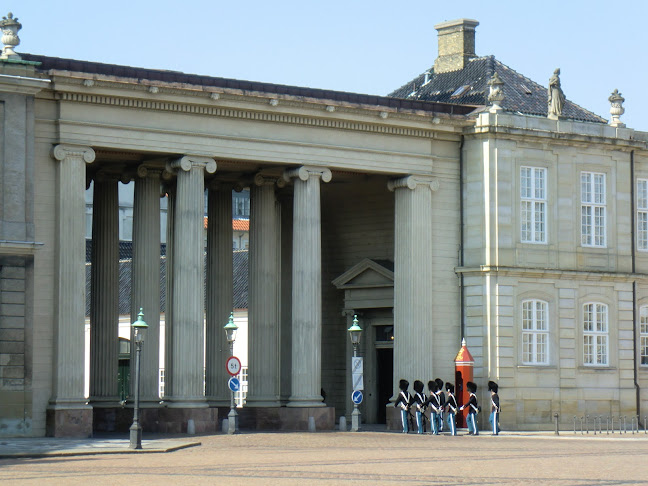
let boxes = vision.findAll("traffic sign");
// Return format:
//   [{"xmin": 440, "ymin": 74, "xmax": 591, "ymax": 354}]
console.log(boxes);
[
  {"xmin": 351, "ymin": 357, "xmax": 363, "ymax": 374},
  {"xmin": 352, "ymin": 390, "xmax": 363, "ymax": 405},
  {"xmin": 228, "ymin": 377, "xmax": 240, "ymax": 392},
  {"xmin": 226, "ymin": 356, "xmax": 241, "ymax": 376},
  {"xmin": 352, "ymin": 373, "xmax": 364, "ymax": 391}
]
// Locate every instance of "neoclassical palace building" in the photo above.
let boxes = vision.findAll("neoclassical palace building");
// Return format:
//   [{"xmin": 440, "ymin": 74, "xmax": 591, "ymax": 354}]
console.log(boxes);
[{"xmin": 2, "ymin": 15, "xmax": 648, "ymax": 436}]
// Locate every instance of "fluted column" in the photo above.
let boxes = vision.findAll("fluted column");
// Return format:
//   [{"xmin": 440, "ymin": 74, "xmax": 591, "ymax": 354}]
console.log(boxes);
[
  {"xmin": 165, "ymin": 155, "xmax": 216, "ymax": 407},
  {"xmin": 89, "ymin": 171, "xmax": 120, "ymax": 406},
  {"xmin": 388, "ymin": 175, "xmax": 438, "ymax": 398},
  {"xmin": 163, "ymin": 178, "xmax": 175, "ymax": 399},
  {"xmin": 131, "ymin": 165, "xmax": 162, "ymax": 405},
  {"xmin": 205, "ymin": 181, "xmax": 233, "ymax": 406},
  {"xmin": 284, "ymin": 166, "xmax": 331, "ymax": 407},
  {"xmin": 49, "ymin": 145, "xmax": 95, "ymax": 428},
  {"xmin": 246, "ymin": 174, "xmax": 283, "ymax": 406}
]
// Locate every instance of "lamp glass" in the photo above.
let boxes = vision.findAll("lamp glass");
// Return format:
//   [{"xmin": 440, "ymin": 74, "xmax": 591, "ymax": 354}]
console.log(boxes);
[
  {"xmin": 224, "ymin": 312, "xmax": 238, "ymax": 344},
  {"xmin": 131, "ymin": 308, "xmax": 148, "ymax": 343},
  {"xmin": 347, "ymin": 315, "xmax": 362, "ymax": 346}
]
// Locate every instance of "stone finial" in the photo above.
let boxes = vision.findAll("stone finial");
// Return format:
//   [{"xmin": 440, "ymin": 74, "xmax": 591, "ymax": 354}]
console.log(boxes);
[
  {"xmin": 487, "ymin": 72, "xmax": 505, "ymax": 113},
  {"xmin": 0, "ymin": 12, "xmax": 21, "ymax": 60},
  {"xmin": 608, "ymin": 89, "xmax": 625, "ymax": 128},
  {"xmin": 547, "ymin": 68, "xmax": 565, "ymax": 120}
]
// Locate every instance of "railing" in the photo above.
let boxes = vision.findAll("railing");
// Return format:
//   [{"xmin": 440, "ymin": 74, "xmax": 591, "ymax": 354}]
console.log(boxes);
[{"xmin": 571, "ymin": 414, "xmax": 645, "ymax": 434}]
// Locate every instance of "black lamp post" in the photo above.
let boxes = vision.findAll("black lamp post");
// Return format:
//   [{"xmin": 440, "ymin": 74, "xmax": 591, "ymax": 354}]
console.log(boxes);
[
  {"xmin": 348, "ymin": 315, "xmax": 362, "ymax": 432},
  {"xmin": 224, "ymin": 312, "xmax": 238, "ymax": 435},
  {"xmin": 129, "ymin": 308, "xmax": 148, "ymax": 449}
]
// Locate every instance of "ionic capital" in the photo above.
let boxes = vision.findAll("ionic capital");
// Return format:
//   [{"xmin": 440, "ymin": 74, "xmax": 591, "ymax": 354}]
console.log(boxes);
[
  {"xmin": 52, "ymin": 144, "xmax": 96, "ymax": 164},
  {"xmin": 254, "ymin": 172, "xmax": 287, "ymax": 188},
  {"xmin": 168, "ymin": 155, "xmax": 217, "ymax": 174},
  {"xmin": 136, "ymin": 164, "xmax": 163, "ymax": 179},
  {"xmin": 283, "ymin": 166, "xmax": 332, "ymax": 184},
  {"xmin": 387, "ymin": 175, "xmax": 439, "ymax": 192}
]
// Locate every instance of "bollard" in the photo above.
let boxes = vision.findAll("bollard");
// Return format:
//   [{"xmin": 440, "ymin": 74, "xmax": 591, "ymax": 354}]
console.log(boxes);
[
  {"xmin": 308, "ymin": 416, "xmax": 316, "ymax": 432},
  {"xmin": 623, "ymin": 415, "xmax": 627, "ymax": 434},
  {"xmin": 554, "ymin": 413, "xmax": 559, "ymax": 435},
  {"xmin": 593, "ymin": 416, "xmax": 596, "ymax": 435},
  {"xmin": 339, "ymin": 416, "xmax": 347, "ymax": 432},
  {"xmin": 187, "ymin": 419, "xmax": 196, "ymax": 435},
  {"xmin": 645, "ymin": 416, "xmax": 647, "ymax": 434},
  {"xmin": 598, "ymin": 416, "xmax": 603, "ymax": 434},
  {"xmin": 580, "ymin": 416, "xmax": 584, "ymax": 435},
  {"xmin": 611, "ymin": 416, "xmax": 615, "ymax": 434},
  {"xmin": 586, "ymin": 414, "xmax": 589, "ymax": 434},
  {"xmin": 222, "ymin": 419, "xmax": 229, "ymax": 434},
  {"xmin": 606, "ymin": 416, "xmax": 609, "ymax": 435},
  {"xmin": 573, "ymin": 416, "xmax": 577, "ymax": 435}
]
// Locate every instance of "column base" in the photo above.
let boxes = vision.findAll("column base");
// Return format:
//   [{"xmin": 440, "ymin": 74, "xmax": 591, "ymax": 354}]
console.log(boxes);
[
  {"xmin": 91, "ymin": 407, "xmax": 220, "ymax": 434},
  {"xmin": 286, "ymin": 396, "xmax": 325, "ymax": 408},
  {"xmin": 206, "ymin": 398, "xmax": 231, "ymax": 408},
  {"xmin": 230, "ymin": 406, "xmax": 335, "ymax": 431},
  {"xmin": 46, "ymin": 405, "xmax": 93, "ymax": 438},
  {"xmin": 162, "ymin": 398, "xmax": 209, "ymax": 408},
  {"xmin": 88, "ymin": 397, "xmax": 122, "ymax": 408},
  {"xmin": 245, "ymin": 396, "xmax": 281, "ymax": 407}
]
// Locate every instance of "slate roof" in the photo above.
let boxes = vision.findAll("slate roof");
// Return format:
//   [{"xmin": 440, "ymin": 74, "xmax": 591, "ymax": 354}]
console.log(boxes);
[
  {"xmin": 22, "ymin": 53, "xmax": 475, "ymax": 117},
  {"xmin": 85, "ymin": 249, "xmax": 249, "ymax": 316},
  {"xmin": 389, "ymin": 56, "xmax": 606, "ymax": 124}
]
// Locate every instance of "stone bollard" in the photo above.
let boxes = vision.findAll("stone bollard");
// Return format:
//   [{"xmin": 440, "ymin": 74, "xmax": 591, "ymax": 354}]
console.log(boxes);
[
  {"xmin": 222, "ymin": 419, "xmax": 229, "ymax": 434},
  {"xmin": 308, "ymin": 416, "xmax": 316, "ymax": 432},
  {"xmin": 554, "ymin": 413, "xmax": 559, "ymax": 435},
  {"xmin": 339, "ymin": 416, "xmax": 347, "ymax": 432},
  {"xmin": 187, "ymin": 419, "xmax": 196, "ymax": 435}
]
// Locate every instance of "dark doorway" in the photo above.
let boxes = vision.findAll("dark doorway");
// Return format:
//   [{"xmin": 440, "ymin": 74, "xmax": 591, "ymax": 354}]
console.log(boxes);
[{"xmin": 376, "ymin": 348, "xmax": 393, "ymax": 424}]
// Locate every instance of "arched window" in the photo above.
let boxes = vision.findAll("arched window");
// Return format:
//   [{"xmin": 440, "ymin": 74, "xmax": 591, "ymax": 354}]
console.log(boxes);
[
  {"xmin": 583, "ymin": 303, "xmax": 608, "ymax": 366},
  {"xmin": 521, "ymin": 299, "xmax": 548, "ymax": 365}
]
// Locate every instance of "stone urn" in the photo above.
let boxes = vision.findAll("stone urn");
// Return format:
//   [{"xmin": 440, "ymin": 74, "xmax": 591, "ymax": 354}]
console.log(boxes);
[{"xmin": 0, "ymin": 12, "xmax": 21, "ymax": 60}]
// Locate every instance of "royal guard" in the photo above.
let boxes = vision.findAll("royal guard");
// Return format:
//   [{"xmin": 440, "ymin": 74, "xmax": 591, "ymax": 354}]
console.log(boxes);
[
  {"xmin": 444, "ymin": 382, "xmax": 458, "ymax": 436},
  {"xmin": 488, "ymin": 381, "xmax": 501, "ymax": 435},
  {"xmin": 413, "ymin": 380, "xmax": 426, "ymax": 434},
  {"xmin": 459, "ymin": 381, "xmax": 479, "ymax": 435},
  {"xmin": 426, "ymin": 380, "xmax": 441, "ymax": 435},
  {"xmin": 434, "ymin": 378, "xmax": 445, "ymax": 432},
  {"xmin": 394, "ymin": 379, "xmax": 412, "ymax": 433}
]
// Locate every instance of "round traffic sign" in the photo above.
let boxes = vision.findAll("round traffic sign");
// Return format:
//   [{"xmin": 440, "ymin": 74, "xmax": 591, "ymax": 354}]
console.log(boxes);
[
  {"xmin": 226, "ymin": 356, "xmax": 241, "ymax": 376},
  {"xmin": 228, "ymin": 377, "xmax": 241, "ymax": 392},
  {"xmin": 352, "ymin": 390, "xmax": 363, "ymax": 405}
]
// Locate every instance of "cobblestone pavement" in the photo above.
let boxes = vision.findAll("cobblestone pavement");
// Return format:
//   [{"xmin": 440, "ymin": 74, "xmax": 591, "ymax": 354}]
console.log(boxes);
[{"xmin": 1, "ymin": 431, "xmax": 647, "ymax": 485}]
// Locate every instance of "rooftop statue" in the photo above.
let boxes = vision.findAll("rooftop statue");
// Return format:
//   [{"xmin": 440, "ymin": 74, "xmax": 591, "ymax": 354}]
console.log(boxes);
[{"xmin": 547, "ymin": 68, "xmax": 565, "ymax": 120}]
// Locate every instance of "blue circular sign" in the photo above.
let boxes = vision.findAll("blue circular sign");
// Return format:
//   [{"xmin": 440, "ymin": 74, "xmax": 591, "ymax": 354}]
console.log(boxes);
[
  {"xmin": 352, "ymin": 390, "xmax": 363, "ymax": 405},
  {"xmin": 228, "ymin": 377, "xmax": 240, "ymax": 392}
]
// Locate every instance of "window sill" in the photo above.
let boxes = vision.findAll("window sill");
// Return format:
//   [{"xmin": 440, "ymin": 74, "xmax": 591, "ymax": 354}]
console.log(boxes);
[
  {"xmin": 578, "ymin": 366, "xmax": 616, "ymax": 372},
  {"xmin": 517, "ymin": 364, "xmax": 556, "ymax": 370}
]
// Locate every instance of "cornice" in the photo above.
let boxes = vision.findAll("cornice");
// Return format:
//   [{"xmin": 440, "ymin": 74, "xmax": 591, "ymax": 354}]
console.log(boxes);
[{"xmin": 455, "ymin": 265, "xmax": 648, "ymax": 283}]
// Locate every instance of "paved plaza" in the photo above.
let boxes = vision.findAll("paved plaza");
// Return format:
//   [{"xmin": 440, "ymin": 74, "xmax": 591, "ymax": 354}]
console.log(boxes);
[{"xmin": 1, "ymin": 430, "xmax": 647, "ymax": 485}]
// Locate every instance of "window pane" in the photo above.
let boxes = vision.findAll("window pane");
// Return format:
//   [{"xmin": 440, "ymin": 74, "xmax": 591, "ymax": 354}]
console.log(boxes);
[
  {"xmin": 582, "ymin": 206, "xmax": 592, "ymax": 245},
  {"xmin": 535, "ymin": 168, "xmax": 546, "ymax": 200},
  {"xmin": 521, "ymin": 201, "xmax": 531, "ymax": 242},
  {"xmin": 638, "ymin": 212, "xmax": 648, "ymax": 250},
  {"xmin": 581, "ymin": 173, "xmax": 591, "ymax": 203},
  {"xmin": 535, "ymin": 201, "xmax": 545, "ymax": 242},
  {"xmin": 594, "ymin": 174, "xmax": 605, "ymax": 204},
  {"xmin": 641, "ymin": 335, "xmax": 648, "ymax": 366},
  {"xmin": 638, "ymin": 180, "xmax": 648, "ymax": 210},
  {"xmin": 521, "ymin": 167, "xmax": 531, "ymax": 199},
  {"xmin": 584, "ymin": 335, "xmax": 593, "ymax": 364},
  {"xmin": 522, "ymin": 333, "xmax": 532, "ymax": 363}
]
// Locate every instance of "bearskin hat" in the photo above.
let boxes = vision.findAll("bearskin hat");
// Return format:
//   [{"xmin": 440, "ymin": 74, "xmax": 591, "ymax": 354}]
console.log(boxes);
[
  {"xmin": 413, "ymin": 380, "xmax": 424, "ymax": 393},
  {"xmin": 428, "ymin": 380, "xmax": 438, "ymax": 393},
  {"xmin": 435, "ymin": 378, "xmax": 444, "ymax": 390},
  {"xmin": 445, "ymin": 382, "xmax": 454, "ymax": 393},
  {"xmin": 488, "ymin": 380, "xmax": 498, "ymax": 393},
  {"xmin": 467, "ymin": 381, "xmax": 477, "ymax": 393},
  {"xmin": 399, "ymin": 379, "xmax": 409, "ymax": 391}
]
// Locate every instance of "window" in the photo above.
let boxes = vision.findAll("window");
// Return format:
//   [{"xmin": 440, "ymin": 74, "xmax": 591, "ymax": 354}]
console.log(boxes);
[
  {"xmin": 583, "ymin": 303, "xmax": 608, "ymax": 366},
  {"xmin": 581, "ymin": 172, "xmax": 606, "ymax": 247},
  {"xmin": 521, "ymin": 299, "xmax": 549, "ymax": 364},
  {"xmin": 520, "ymin": 167, "xmax": 547, "ymax": 243},
  {"xmin": 641, "ymin": 307, "xmax": 648, "ymax": 366},
  {"xmin": 637, "ymin": 180, "xmax": 648, "ymax": 250}
]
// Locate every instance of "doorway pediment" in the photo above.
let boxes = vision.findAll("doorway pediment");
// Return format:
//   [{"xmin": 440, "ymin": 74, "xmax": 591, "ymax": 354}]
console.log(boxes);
[{"xmin": 332, "ymin": 258, "xmax": 394, "ymax": 289}]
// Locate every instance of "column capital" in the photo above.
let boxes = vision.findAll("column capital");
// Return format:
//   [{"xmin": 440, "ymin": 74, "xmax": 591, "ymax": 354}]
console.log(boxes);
[
  {"xmin": 387, "ymin": 175, "xmax": 439, "ymax": 192},
  {"xmin": 254, "ymin": 172, "xmax": 286, "ymax": 188},
  {"xmin": 168, "ymin": 155, "xmax": 217, "ymax": 174},
  {"xmin": 207, "ymin": 179, "xmax": 237, "ymax": 192},
  {"xmin": 93, "ymin": 169, "xmax": 123, "ymax": 184},
  {"xmin": 136, "ymin": 164, "xmax": 163, "ymax": 179},
  {"xmin": 52, "ymin": 144, "xmax": 96, "ymax": 164},
  {"xmin": 283, "ymin": 166, "xmax": 332, "ymax": 184}
]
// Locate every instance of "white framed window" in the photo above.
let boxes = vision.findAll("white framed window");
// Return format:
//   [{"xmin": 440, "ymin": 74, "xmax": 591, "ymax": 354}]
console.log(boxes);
[
  {"xmin": 581, "ymin": 172, "xmax": 606, "ymax": 247},
  {"xmin": 583, "ymin": 303, "xmax": 608, "ymax": 366},
  {"xmin": 640, "ymin": 306, "xmax": 648, "ymax": 366},
  {"xmin": 637, "ymin": 179, "xmax": 648, "ymax": 250},
  {"xmin": 520, "ymin": 167, "xmax": 547, "ymax": 243},
  {"xmin": 521, "ymin": 299, "xmax": 549, "ymax": 365}
]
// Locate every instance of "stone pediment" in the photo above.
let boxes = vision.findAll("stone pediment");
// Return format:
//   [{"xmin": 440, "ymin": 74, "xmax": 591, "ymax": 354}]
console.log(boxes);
[{"xmin": 332, "ymin": 258, "xmax": 394, "ymax": 289}]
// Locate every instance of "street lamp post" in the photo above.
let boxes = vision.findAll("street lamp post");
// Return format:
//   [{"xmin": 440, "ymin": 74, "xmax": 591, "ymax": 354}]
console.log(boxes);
[
  {"xmin": 129, "ymin": 308, "xmax": 148, "ymax": 449},
  {"xmin": 224, "ymin": 312, "xmax": 238, "ymax": 435},
  {"xmin": 348, "ymin": 315, "xmax": 362, "ymax": 432}
]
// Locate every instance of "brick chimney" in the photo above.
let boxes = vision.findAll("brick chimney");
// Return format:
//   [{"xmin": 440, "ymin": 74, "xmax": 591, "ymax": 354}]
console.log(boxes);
[{"xmin": 433, "ymin": 19, "xmax": 479, "ymax": 73}]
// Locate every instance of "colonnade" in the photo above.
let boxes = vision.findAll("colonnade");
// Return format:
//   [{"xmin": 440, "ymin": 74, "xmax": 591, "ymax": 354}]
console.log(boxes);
[{"xmin": 49, "ymin": 144, "xmax": 341, "ymax": 431}]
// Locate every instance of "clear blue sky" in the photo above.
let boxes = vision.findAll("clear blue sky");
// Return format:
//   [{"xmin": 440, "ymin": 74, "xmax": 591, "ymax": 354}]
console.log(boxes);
[{"xmin": 13, "ymin": 0, "xmax": 648, "ymax": 130}]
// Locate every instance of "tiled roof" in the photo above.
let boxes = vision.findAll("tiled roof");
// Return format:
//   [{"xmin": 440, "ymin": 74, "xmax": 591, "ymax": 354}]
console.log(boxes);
[
  {"xmin": 22, "ymin": 53, "xmax": 476, "ymax": 117},
  {"xmin": 233, "ymin": 219, "xmax": 249, "ymax": 231},
  {"xmin": 389, "ymin": 56, "xmax": 606, "ymax": 124},
  {"xmin": 85, "ymin": 250, "xmax": 249, "ymax": 316},
  {"xmin": 203, "ymin": 217, "xmax": 250, "ymax": 231}
]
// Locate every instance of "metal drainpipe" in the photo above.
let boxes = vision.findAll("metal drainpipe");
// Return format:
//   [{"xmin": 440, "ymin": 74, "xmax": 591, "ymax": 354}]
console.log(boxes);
[
  {"xmin": 459, "ymin": 135, "xmax": 465, "ymax": 340},
  {"xmin": 631, "ymin": 150, "xmax": 641, "ymax": 425}
]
